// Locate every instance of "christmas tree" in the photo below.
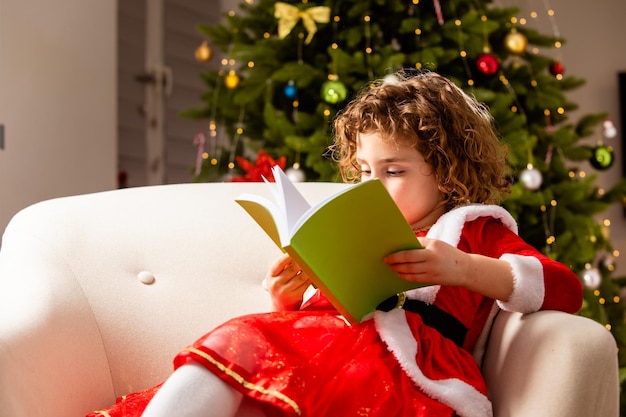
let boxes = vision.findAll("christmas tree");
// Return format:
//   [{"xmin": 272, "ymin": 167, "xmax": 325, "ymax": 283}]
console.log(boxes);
[{"xmin": 184, "ymin": 0, "xmax": 626, "ymax": 408}]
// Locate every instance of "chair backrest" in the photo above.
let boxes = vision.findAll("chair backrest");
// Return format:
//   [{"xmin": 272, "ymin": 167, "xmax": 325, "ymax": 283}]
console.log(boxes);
[{"xmin": 0, "ymin": 181, "xmax": 347, "ymax": 416}]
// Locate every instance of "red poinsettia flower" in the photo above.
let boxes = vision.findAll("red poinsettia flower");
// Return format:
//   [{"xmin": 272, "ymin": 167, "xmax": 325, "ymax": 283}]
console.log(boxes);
[{"xmin": 231, "ymin": 149, "xmax": 287, "ymax": 182}]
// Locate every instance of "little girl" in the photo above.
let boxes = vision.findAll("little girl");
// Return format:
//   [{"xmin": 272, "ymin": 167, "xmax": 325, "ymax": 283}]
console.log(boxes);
[{"xmin": 91, "ymin": 71, "xmax": 583, "ymax": 417}]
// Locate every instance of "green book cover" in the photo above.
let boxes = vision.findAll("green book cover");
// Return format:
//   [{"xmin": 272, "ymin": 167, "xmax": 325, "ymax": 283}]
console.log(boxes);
[{"xmin": 236, "ymin": 166, "xmax": 424, "ymax": 324}]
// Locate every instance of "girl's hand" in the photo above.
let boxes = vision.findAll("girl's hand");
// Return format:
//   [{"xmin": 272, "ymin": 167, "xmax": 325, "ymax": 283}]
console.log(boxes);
[
  {"xmin": 264, "ymin": 253, "xmax": 311, "ymax": 311},
  {"xmin": 384, "ymin": 237, "xmax": 514, "ymax": 301},
  {"xmin": 384, "ymin": 237, "xmax": 469, "ymax": 287}
]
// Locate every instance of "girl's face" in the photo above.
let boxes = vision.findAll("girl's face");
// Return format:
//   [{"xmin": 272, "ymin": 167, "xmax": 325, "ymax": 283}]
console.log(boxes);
[{"xmin": 356, "ymin": 131, "xmax": 446, "ymax": 230}]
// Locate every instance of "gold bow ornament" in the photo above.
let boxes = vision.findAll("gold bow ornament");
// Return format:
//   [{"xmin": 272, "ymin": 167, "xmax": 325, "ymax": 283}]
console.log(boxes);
[{"xmin": 274, "ymin": 2, "xmax": 331, "ymax": 45}]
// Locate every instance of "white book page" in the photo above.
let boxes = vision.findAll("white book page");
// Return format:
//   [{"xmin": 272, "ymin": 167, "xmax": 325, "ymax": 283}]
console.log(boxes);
[
  {"xmin": 263, "ymin": 174, "xmax": 285, "ymax": 214},
  {"xmin": 291, "ymin": 182, "xmax": 356, "ymax": 233},
  {"xmin": 235, "ymin": 192, "xmax": 289, "ymax": 247},
  {"xmin": 272, "ymin": 166, "xmax": 312, "ymax": 236}
]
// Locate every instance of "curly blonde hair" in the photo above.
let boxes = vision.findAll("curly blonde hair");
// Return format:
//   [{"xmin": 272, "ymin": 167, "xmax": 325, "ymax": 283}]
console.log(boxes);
[{"xmin": 330, "ymin": 71, "xmax": 510, "ymax": 209}]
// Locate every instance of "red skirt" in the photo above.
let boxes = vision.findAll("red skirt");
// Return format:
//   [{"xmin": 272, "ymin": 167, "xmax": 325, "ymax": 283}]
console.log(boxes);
[{"xmin": 88, "ymin": 309, "xmax": 487, "ymax": 417}]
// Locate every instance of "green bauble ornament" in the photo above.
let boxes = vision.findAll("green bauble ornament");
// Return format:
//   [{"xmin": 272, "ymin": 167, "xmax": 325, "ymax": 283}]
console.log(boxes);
[
  {"xmin": 321, "ymin": 80, "xmax": 347, "ymax": 104},
  {"xmin": 589, "ymin": 145, "xmax": 614, "ymax": 170}
]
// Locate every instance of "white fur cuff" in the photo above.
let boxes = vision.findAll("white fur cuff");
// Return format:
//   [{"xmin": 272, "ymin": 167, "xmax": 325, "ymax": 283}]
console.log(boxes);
[{"xmin": 497, "ymin": 254, "xmax": 544, "ymax": 313}]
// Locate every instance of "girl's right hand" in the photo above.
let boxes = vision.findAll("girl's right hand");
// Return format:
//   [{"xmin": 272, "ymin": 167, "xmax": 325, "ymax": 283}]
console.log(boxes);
[{"xmin": 264, "ymin": 253, "xmax": 311, "ymax": 311}]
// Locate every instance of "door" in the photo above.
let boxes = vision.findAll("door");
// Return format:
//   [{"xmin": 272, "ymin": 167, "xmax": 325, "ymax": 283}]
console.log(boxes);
[{"xmin": 117, "ymin": 0, "xmax": 222, "ymax": 187}]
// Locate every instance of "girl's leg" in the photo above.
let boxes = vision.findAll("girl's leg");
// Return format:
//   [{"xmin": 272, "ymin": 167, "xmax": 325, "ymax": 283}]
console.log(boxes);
[{"xmin": 142, "ymin": 363, "xmax": 243, "ymax": 417}]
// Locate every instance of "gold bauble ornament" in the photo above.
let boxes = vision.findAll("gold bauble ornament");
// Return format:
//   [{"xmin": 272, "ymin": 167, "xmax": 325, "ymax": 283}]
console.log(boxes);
[
  {"xmin": 504, "ymin": 29, "xmax": 528, "ymax": 55},
  {"xmin": 194, "ymin": 41, "xmax": 213, "ymax": 62},
  {"xmin": 224, "ymin": 70, "xmax": 240, "ymax": 89}
]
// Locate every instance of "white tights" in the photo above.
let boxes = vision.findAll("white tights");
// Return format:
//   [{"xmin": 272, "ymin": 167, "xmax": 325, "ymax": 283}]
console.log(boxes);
[{"xmin": 141, "ymin": 363, "xmax": 242, "ymax": 417}]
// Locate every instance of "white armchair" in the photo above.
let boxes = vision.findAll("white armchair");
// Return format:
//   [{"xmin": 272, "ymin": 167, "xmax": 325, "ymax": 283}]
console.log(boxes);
[{"xmin": 0, "ymin": 182, "xmax": 619, "ymax": 417}]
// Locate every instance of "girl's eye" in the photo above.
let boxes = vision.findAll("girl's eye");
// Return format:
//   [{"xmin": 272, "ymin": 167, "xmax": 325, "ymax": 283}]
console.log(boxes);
[{"xmin": 387, "ymin": 169, "xmax": 404, "ymax": 176}]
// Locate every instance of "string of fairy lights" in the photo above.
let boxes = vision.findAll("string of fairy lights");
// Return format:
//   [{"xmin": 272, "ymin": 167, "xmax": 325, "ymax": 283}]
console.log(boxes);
[
  {"xmin": 513, "ymin": 1, "xmax": 621, "ymax": 321},
  {"xmin": 505, "ymin": 1, "xmax": 620, "ymax": 316},
  {"xmin": 192, "ymin": 0, "xmax": 621, "ymax": 316}
]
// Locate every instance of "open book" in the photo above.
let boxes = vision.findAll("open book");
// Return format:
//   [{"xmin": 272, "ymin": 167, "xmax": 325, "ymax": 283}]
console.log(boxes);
[{"xmin": 235, "ymin": 165, "xmax": 425, "ymax": 324}]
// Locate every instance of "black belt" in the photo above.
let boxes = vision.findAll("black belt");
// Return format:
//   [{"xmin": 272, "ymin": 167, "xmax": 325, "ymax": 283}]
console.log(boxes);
[{"xmin": 377, "ymin": 294, "xmax": 467, "ymax": 348}]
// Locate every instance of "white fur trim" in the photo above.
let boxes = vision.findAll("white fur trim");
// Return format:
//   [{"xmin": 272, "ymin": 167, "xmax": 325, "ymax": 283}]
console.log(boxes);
[
  {"xmin": 374, "ymin": 309, "xmax": 493, "ymax": 417},
  {"xmin": 497, "ymin": 254, "xmax": 544, "ymax": 313},
  {"xmin": 405, "ymin": 285, "xmax": 440, "ymax": 304},
  {"xmin": 428, "ymin": 205, "xmax": 518, "ymax": 246}
]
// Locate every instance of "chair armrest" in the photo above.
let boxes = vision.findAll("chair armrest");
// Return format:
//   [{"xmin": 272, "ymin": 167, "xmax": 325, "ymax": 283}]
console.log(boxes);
[
  {"xmin": 482, "ymin": 310, "xmax": 619, "ymax": 417},
  {"xmin": 0, "ymin": 226, "xmax": 113, "ymax": 417}
]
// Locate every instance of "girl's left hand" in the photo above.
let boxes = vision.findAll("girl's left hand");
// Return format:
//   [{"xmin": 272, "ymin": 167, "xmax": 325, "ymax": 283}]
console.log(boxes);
[
  {"xmin": 384, "ymin": 237, "xmax": 470, "ymax": 287},
  {"xmin": 264, "ymin": 253, "xmax": 312, "ymax": 311}
]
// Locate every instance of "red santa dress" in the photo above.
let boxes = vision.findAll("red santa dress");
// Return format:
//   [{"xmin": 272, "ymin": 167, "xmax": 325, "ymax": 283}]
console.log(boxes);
[{"xmin": 87, "ymin": 205, "xmax": 582, "ymax": 417}]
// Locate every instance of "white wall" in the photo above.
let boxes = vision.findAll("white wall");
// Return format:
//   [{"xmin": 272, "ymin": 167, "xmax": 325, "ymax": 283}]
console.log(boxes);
[{"xmin": 0, "ymin": 0, "xmax": 117, "ymax": 237}]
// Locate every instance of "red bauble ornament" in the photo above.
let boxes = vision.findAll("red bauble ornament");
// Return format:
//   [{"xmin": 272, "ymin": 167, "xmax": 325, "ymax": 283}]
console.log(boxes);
[
  {"xmin": 476, "ymin": 53, "xmax": 499, "ymax": 75},
  {"xmin": 549, "ymin": 61, "xmax": 565, "ymax": 76}
]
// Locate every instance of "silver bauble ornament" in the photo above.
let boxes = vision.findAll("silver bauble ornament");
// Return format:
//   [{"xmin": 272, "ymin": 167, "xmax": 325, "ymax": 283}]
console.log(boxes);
[
  {"xmin": 582, "ymin": 265, "xmax": 602, "ymax": 290},
  {"xmin": 286, "ymin": 165, "xmax": 306, "ymax": 182},
  {"xmin": 602, "ymin": 119, "xmax": 617, "ymax": 139},
  {"xmin": 520, "ymin": 166, "xmax": 543, "ymax": 191}
]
